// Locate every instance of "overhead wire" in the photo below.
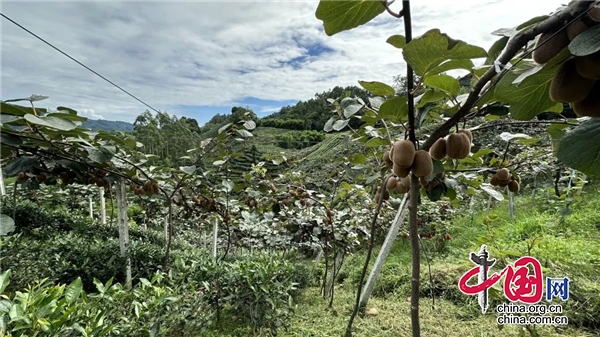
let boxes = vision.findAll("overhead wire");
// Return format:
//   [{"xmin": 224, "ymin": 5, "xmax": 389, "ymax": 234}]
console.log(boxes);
[{"xmin": 0, "ymin": 12, "xmax": 162, "ymax": 114}]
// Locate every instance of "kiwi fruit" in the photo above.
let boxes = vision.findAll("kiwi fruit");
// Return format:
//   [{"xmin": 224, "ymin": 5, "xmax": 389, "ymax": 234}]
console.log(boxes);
[
  {"xmin": 17, "ymin": 171, "xmax": 27, "ymax": 180},
  {"xmin": 496, "ymin": 168, "xmax": 510, "ymax": 181},
  {"xmin": 393, "ymin": 164, "xmax": 411, "ymax": 178},
  {"xmin": 508, "ymin": 180, "xmax": 520, "ymax": 193},
  {"xmin": 400, "ymin": 176, "xmax": 411, "ymax": 189},
  {"xmin": 567, "ymin": 19, "xmax": 588, "ymax": 41},
  {"xmin": 135, "ymin": 187, "xmax": 144, "ymax": 195},
  {"xmin": 152, "ymin": 183, "xmax": 160, "ymax": 194},
  {"xmin": 386, "ymin": 176, "xmax": 398, "ymax": 191},
  {"xmin": 412, "ymin": 150, "xmax": 433, "ymax": 178},
  {"xmin": 396, "ymin": 181, "xmax": 410, "ymax": 194},
  {"xmin": 490, "ymin": 175, "xmax": 500, "ymax": 186},
  {"xmin": 457, "ymin": 129, "xmax": 473, "ymax": 144},
  {"xmin": 572, "ymin": 81, "xmax": 600, "ymax": 117},
  {"xmin": 446, "ymin": 133, "xmax": 470, "ymax": 159},
  {"xmin": 550, "ymin": 58, "xmax": 596, "ymax": 103},
  {"xmin": 574, "ymin": 52, "xmax": 600, "ymax": 80},
  {"xmin": 419, "ymin": 177, "xmax": 428, "ymax": 187},
  {"xmin": 429, "ymin": 138, "xmax": 447, "ymax": 161},
  {"xmin": 96, "ymin": 179, "xmax": 105, "ymax": 187},
  {"xmin": 383, "ymin": 150, "xmax": 393, "ymax": 168},
  {"xmin": 533, "ymin": 29, "xmax": 570, "ymax": 64},
  {"xmin": 326, "ymin": 208, "xmax": 334, "ymax": 218},
  {"xmin": 89, "ymin": 176, "xmax": 98, "ymax": 185},
  {"xmin": 392, "ymin": 140, "xmax": 415, "ymax": 168},
  {"xmin": 35, "ymin": 174, "xmax": 46, "ymax": 182}
]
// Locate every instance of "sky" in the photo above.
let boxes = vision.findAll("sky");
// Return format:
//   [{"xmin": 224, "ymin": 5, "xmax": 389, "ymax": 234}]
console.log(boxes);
[{"xmin": 1, "ymin": 0, "xmax": 565, "ymax": 126}]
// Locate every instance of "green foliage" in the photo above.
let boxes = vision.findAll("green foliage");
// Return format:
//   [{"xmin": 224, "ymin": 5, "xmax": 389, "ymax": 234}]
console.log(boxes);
[
  {"xmin": 275, "ymin": 130, "xmax": 326, "ymax": 149},
  {"xmin": 258, "ymin": 118, "xmax": 306, "ymax": 130},
  {"xmin": 315, "ymin": 0, "xmax": 385, "ymax": 36},
  {"xmin": 81, "ymin": 119, "xmax": 134, "ymax": 132},
  {"xmin": 557, "ymin": 118, "xmax": 600, "ymax": 177}
]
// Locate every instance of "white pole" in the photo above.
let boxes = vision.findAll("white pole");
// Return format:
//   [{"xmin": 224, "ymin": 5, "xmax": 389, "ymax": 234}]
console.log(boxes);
[
  {"xmin": 99, "ymin": 187, "xmax": 106, "ymax": 225},
  {"xmin": 164, "ymin": 214, "xmax": 169, "ymax": 241},
  {"xmin": 212, "ymin": 218, "xmax": 218, "ymax": 261},
  {"xmin": 0, "ymin": 165, "xmax": 5, "ymax": 196},
  {"xmin": 116, "ymin": 179, "xmax": 132, "ymax": 290},
  {"xmin": 89, "ymin": 196, "xmax": 93, "ymax": 219}
]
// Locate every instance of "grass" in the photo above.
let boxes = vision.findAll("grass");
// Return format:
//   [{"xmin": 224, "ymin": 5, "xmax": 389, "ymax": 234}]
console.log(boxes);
[{"xmin": 210, "ymin": 183, "xmax": 600, "ymax": 336}]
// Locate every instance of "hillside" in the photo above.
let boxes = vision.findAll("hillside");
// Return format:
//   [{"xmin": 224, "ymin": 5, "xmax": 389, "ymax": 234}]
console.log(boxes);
[{"xmin": 81, "ymin": 119, "xmax": 134, "ymax": 131}]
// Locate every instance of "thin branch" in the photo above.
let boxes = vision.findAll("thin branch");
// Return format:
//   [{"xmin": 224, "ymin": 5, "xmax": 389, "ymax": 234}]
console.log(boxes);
[
  {"xmin": 470, "ymin": 120, "xmax": 579, "ymax": 132},
  {"xmin": 381, "ymin": 1, "xmax": 404, "ymax": 18},
  {"xmin": 421, "ymin": 1, "xmax": 591, "ymax": 152}
]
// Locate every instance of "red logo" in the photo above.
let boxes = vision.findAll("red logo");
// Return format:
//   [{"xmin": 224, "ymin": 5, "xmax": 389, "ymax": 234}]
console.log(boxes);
[{"xmin": 458, "ymin": 245, "xmax": 544, "ymax": 312}]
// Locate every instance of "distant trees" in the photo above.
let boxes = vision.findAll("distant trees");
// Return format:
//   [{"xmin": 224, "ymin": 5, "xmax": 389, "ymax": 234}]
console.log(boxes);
[
  {"xmin": 275, "ymin": 130, "xmax": 326, "ymax": 149},
  {"xmin": 132, "ymin": 110, "xmax": 201, "ymax": 166}
]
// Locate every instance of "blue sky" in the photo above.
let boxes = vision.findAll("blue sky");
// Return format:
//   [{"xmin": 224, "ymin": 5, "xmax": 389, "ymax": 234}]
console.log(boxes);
[{"xmin": 1, "ymin": 0, "xmax": 565, "ymax": 126}]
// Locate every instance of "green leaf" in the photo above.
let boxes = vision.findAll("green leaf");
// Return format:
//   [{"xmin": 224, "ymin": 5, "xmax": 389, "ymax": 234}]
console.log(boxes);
[
  {"xmin": 546, "ymin": 123, "xmax": 570, "ymax": 140},
  {"xmin": 0, "ymin": 270, "xmax": 11, "ymax": 296},
  {"xmin": 366, "ymin": 137, "xmax": 390, "ymax": 147},
  {"xmin": 5, "ymin": 156, "xmax": 37, "ymax": 176},
  {"xmin": 333, "ymin": 119, "xmax": 349, "ymax": 131},
  {"xmin": 402, "ymin": 29, "xmax": 487, "ymax": 76},
  {"xmin": 65, "ymin": 278, "xmax": 83, "ymax": 304},
  {"xmin": 179, "ymin": 166, "xmax": 196, "ymax": 175},
  {"xmin": 358, "ymin": 81, "xmax": 395, "ymax": 96},
  {"xmin": 315, "ymin": 0, "xmax": 385, "ymax": 36},
  {"xmin": 236, "ymin": 129, "xmax": 253, "ymax": 138},
  {"xmin": 24, "ymin": 114, "xmax": 78, "ymax": 131},
  {"xmin": 484, "ymin": 37, "xmax": 509, "ymax": 65},
  {"xmin": 56, "ymin": 106, "xmax": 77, "ymax": 114},
  {"xmin": 494, "ymin": 62, "xmax": 562, "ymax": 120},
  {"xmin": 557, "ymin": 119, "xmax": 600, "ymax": 177},
  {"xmin": 0, "ymin": 214, "xmax": 15, "ymax": 236},
  {"xmin": 423, "ymin": 74, "xmax": 460, "ymax": 97},
  {"xmin": 46, "ymin": 112, "xmax": 87, "ymax": 122},
  {"xmin": 243, "ymin": 120, "xmax": 256, "ymax": 130},
  {"xmin": 323, "ymin": 117, "xmax": 336, "ymax": 132},
  {"xmin": 416, "ymin": 90, "xmax": 447, "ymax": 108},
  {"xmin": 218, "ymin": 123, "xmax": 233, "ymax": 134},
  {"xmin": 568, "ymin": 24, "xmax": 600, "ymax": 56},
  {"xmin": 378, "ymin": 96, "xmax": 408, "ymax": 121},
  {"xmin": 428, "ymin": 59, "xmax": 474, "ymax": 76},
  {"xmin": 341, "ymin": 97, "xmax": 364, "ymax": 118},
  {"xmin": 0, "ymin": 114, "xmax": 23, "ymax": 125},
  {"xmin": 1, "ymin": 133, "xmax": 23, "ymax": 147},
  {"xmin": 348, "ymin": 154, "xmax": 368, "ymax": 165},
  {"xmin": 481, "ymin": 185, "xmax": 504, "ymax": 201},
  {"xmin": 386, "ymin": 35, "xmax": 406, "ymax": 49},
  {"xmin": 86, "ymin": 146, "xmax": 115, "ymax": 163}
]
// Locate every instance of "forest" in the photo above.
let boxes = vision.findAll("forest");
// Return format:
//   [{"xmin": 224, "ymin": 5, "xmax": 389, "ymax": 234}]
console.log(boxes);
[{"xmin": 1, "ymin": 1, "xmax": 600, "ymax": 337}]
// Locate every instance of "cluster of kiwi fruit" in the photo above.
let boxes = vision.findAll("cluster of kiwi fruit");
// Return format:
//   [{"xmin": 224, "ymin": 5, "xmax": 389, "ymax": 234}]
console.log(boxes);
[
  {"xmin": 429, "ymin": 129, "xmax": 473, "ymax": 161},
  {"xmin": 490, "ymin": 168, "xmax": 520, "ymax": 192},
  {"xmin": 191, "ymin": 194, "xmax": 217, "ymax": 211},
  {"xmin": 288, "ymin": 186, "xmax": 311, "ymax": 207},
  {"xmin": 244, "ymin": 197, "xmax": 258, "ymax": 208},
  {"xmin": 379, "ymin": 139, "xmax": 433, "ymax": 201},
  {"xmin": 130, "ymin": 178, "xmax": 160, "ymax": 195},
  {"xmin": 533, "ymin": 2, "xmax": 600, "ymax": 117}
]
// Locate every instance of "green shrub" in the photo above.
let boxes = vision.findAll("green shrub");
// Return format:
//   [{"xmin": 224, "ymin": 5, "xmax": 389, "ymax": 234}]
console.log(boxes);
[{"xmin": 275, "ymin": 130, "xmax": 325, "ymax": 149}]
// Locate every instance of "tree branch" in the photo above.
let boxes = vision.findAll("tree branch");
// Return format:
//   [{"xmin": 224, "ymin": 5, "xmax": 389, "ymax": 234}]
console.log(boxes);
[{"xmin": 421, "ymin": 1, "xmax": 591, "ymax": 151}]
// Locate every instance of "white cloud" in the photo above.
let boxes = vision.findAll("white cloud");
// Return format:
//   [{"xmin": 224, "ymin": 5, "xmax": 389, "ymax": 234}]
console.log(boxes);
[{"xmin": 1, "ymin": 0, "xmax": 565, "ymax": 123}]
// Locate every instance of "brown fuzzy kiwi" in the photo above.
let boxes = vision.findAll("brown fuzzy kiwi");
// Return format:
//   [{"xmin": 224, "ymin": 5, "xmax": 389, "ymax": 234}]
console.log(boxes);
[
  {"xmin": 400, "ymin": 176, "xmax": 411, "ymax": 189},
  {"xmin": 429, "ymin": 138, "xmax": 447, "ymax": 161},
  {"xmin": 550, "ymin": 58, "xmax": 596, "ymax": 103},
  {"xmin": 412, "ymin": 150, "xmax": 433, "ymax": 178},
  {"xmin": 96, "ymin": 179, "xmax": 105, "ymax": 187},
  {"xmin": 508, "ymin": 180, "xmax": 520, "ymax": 193},
  {"xmin": 393, "ymin": 164, "xmax": 411, "ymax": 178},
  {"xmin": 446, "ymin": 133, "xmax": 470, "ymax": 159},
  {"xmin": 574, "ymin": 52, "xmax": 600, "ymax": 80},
  {"xmin": 383, "ymin": 150, "xmax": 393, "ymax": 168},
  {"xmin": 391, "ymin": 140, "xmax": 415, "ymax": 168},
  {"xmin": 567, "ymin": 19, "xmax": 589, "ymax": 41},
  {"xmin": 496, "ymin": 168, "xmax": 510, "ymax": 181},
  {"xmin": 135, "ymin": 187, "xmax": 144, "ymax": 195},
  {"xmin": 498, "ymin": 179, "xmax": 511, "ymax": 187},
  {"xmin": 457, "ymin": 129, "xmax": 473, "ymax": 144},
  {"xmin": 396, "ymin": 181, "xmax": 410, "ymax": 194},
  {"xmin": 386, "ymin": 176, "xmax": 398, "ymax": 191},
  {"xmin": 152, "ymin": 183, "xmax": 160, "ymax": 194},
  {"xmin": 17, "ymin": 171, "xmax": 27, "ymax": 180},
  {"xmin": 35, "ymin": 174, "xmax": 46, "ymax": 182},
  {"xmin": 532, "ymin": 29, "xmax": 570, "ymax": 64},
  {"xmin": 419, "ymin": 177, "xmax": 428, "ymax": 187},
  {"xmin": 572, "ymin": 81, "xmax": 600, "ymax": 117},
  {"xmin": 490, "ymin": 175, "xmax": 500, "ymax": 186}
]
